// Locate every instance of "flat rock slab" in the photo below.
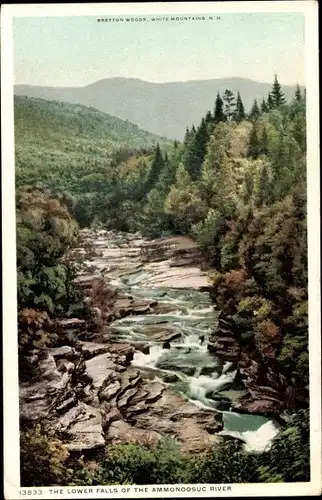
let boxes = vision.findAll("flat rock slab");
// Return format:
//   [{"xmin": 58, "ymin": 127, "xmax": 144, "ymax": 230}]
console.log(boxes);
[
  {"xmin": 107, "ymin": 343, "xmax": 135, "ymax": 361},
  {"xmin": 107, "ymin": 419, "xmax": 162, "ymax": 447},
  {"xmin": 85, "ymin": 353, "xmax": 118, "ymax": 389},
  {"xmin": 20, "ymin": 354, "xmax": 70, "ymax": 420},
  {"xmin": 80, "ymin": 342, "xmax": 111, "ymax": 358},
  {"xmin": 132, "ymin": 389, "xmax": 223, "ymax": 453},
  {"xmin": 142, "ymin": 236, "xmax": 199, "ymax": 252},
  {"xmin": 46, "ymin": 346, "xmax": 74, "ymax": 358},
  {"xmin": 57, "ymin": 403, "xmax": 105, "ymax": 451},
  {"xmin": 57, "ymin": 318, "xmax": 86, "ymax": 327},
  {"xmin": 99, "ymin": 380, "xmax": 121, "ymax": 402}
]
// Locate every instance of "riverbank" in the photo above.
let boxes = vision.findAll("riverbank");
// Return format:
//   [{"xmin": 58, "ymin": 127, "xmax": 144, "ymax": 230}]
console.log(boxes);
[{"xmin": 19, "ymin": 228, "xmax": 280, "ymax": 458}]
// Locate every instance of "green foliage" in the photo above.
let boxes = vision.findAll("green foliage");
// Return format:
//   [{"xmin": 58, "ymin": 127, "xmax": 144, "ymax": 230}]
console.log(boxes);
[
  {"xmin": 190, "ymin": 438, "xmax": 258, "ymax": 483},
  {"xmin": 20, "ymin": 423, "xmax": 71, "ymax": 486},
  {"xmin": 15, "ymin": 96, "xmax": 170, "ymax": 229},
  {"xmin": 145, "ymin": 143, "xmax": 165, "ymax": 191},
  {"xmin": 164, "ymin": 164, "xmax": 207, "ymax": 233},
  {"xmin": 222, "ymin": 89, "xmax": 236, "ymax": 121},
  {"xmin": 261, "ymin": 98, "xmax": 269, "ymax": 113},
  {"xmin": 249, "ymin": 99, "xmax": 261, "ymax": 121},
  {"xmin": 214, "ymin": 92, "xmax": 226, "ymax": 123},
  {"xmin": 72, "ymin": 439, "xmax": 191, "ymax": 485},
  {"xmin": 16, "ymin": 76, "xmax": 308, "ymax": 436},
  {"xmin": 16, "ymin": 189, "xmax": 82, "ymax": 315},
  {"xmin": 234, "ymin": 92, "xmax": 246, "ymax": 123},
  {"xmin": 248, "ymin": 124, "xmax": 261, "ymax": 159},
  {"xmin": 270, "ymin": 74, "xmax": 287, "ymax": 108},
  {"xmin": 184, "ymin": 118, "xmax": 209, "ymax": 181}
]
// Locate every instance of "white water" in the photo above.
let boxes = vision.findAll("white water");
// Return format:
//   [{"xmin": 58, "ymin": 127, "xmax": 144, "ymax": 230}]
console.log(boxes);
[
  {"xmin": 220, "ymin": 419, "xmax": 279, "ymax": 452},
  {"xmin": 83, "ymin": 230, "xmax": 279, "ymax": 453}
]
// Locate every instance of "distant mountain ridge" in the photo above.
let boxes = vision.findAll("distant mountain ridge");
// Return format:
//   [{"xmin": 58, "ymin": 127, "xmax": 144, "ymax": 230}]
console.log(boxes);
[{"xmin": 15, "ymin": 77, "xmax": 303, "ymax": 140}]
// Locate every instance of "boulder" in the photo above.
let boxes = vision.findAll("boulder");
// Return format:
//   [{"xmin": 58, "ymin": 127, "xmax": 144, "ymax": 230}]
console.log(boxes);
[
  {"xmin": 56, "ymin": 359, "xmax": 75, "ymax": 373},
  {"xmin": 132, "ymin": 389, "xmax": 223, "ymax": 453},
  {"xmin": 99, "ymin": 380, "xmax": 121, "ymax": 402},
  {"xmin": 85, "ymin": 354, "xmax": 118, "ymax": 390},
  {"xmin": 80, "ymin": 341, "xmax": 111, "ymax": 359},
  {"xmin": 144, "ymin": 382, "xmax": 164, "ymax": 403},
  {"xmin": 117, "ymin": 387, "xmax": 139, "ymax": 408},
  {"xmin": 56, "ymin": 318, "xmax": 86, "ymax": 328},
  {"xmin": 56, "ymin": 403, "xmax": 105, "ymax": 451},
  {"xmin": 163, "ymin": 373, "xmax": 181, "ymax": 383},
  {"xmin": 46, "ymin": 346, "xmax": 74, "ymax": 359},
  {"xmin": 107, "ymin": 419, "xmax": 161, "ymax": 447},
  {"xmin": 107, "ymin": 343, "xmax": 135, "ymax": 363},
  {"xmin": 199, "ymin": 365, "xmax": 218, "ymax": 376},
  {"xmin": 56, "ymin": 397, "xmax": 76, "ymax": 414}
]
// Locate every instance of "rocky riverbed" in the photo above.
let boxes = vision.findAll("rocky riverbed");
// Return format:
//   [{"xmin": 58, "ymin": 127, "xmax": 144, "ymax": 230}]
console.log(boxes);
[{"xmin": 19, "ymin": 229, "xmax": 279, "ymax": 456}]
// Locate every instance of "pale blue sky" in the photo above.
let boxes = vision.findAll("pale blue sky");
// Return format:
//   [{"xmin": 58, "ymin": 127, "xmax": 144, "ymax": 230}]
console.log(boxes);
[{"xmin": 13, "ymin": 13, "xmax": 305, "ymax": 87}]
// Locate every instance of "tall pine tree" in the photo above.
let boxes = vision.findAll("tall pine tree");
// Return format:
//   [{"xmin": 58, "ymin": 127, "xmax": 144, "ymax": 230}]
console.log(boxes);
[
  {"xmin": 261, "ymin": 127, "xmax": 270, "ymax": 156},
  {"xmin": 295, "ymin": 84, "xmax": 302, "ymax": 102},
  {"xmin": 205, "ymin": 110, "xmax": 213, "ymax": 124},
  {"xmin": 267, "ymin": 92, "xmax": 274, "ymax": 110},
  {"xmin": 249, "ymin": 99, "xmax": 261, "ymax": 121},
  {"xmin": 248, "ymin": 124, "xmax": 261, "ymax": 159},
  {"xmin": 145, "ymin": 143, "xmax": 165, "ymax": 193},
  {"xmin": 214, "ymin": 93, "xmax": 226, "ymax": 123},
  {"xmin": 234, "ymin": 92, "xmax": 246, "ymax": 123},
  {"xmin": 223, "ymin": 89, "xmax": 235, "ymax": 121},
  {"xmin": 271, "ymin": 74, "xmax": 287, "ymax": 108},
  {"xmin": 261, "ymin": 98, "xmax": 269, "ymax": 113},
  {"xmin": 185, "ymin": 118, "xmax": 209, "ymax": 181}
]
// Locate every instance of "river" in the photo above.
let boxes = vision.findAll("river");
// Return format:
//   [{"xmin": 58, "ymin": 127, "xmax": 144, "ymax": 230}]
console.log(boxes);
[{"xmin": 79, "ymin": 229, "xmax": 279, "ymax": 452}]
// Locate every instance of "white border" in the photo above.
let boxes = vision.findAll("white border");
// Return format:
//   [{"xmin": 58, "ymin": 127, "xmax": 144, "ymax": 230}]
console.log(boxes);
[{"xmin": 1, "ymin": 2, "xmax": 321, "ymax": 499}]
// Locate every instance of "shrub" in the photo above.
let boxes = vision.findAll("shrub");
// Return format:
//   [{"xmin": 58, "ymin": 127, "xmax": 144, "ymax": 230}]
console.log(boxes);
[
  {"xmin": 20, "ymin": 423, "xmax": 71, "ymax": 486},
  {"xmin": 72, "ymin": 439, "xmax": 191, "ymax": 485},
  {"xmin": 189, "ymin": 438, "xmax": 259, "ymax": 483},
  {"xmin": 210, "ymin": 269, "xmax": 257, "ymax": 308},
  {"xmin": 254, "ymin": 319, "xmax": 282, "ymax": 358}
]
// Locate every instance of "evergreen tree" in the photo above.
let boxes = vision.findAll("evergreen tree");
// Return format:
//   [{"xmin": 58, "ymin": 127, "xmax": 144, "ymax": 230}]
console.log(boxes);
[
  {"xmin": 267, "ymin": 92, "xmax": 274, "ymax": 110},
  {"xmin": 261, "ymin": 98, "xmax": 269, "ymax": 113},
  {"xmin": 214, "ymin": 93, "xmax": 226, "ymax": 123},
  {"xmin": 249, "ymin": 99, "xmax": 261, "ymax": 121},
  {"xmin": 205, "ymin": 110, "xmax": 214, "ymax": 135},
  {"xmin": 223, "ymin": 89, "xmax": 235, "ymax": 121},
  {"xmin": 145, "ymin": 143, "xmax": 164, "ymax": 192},
  {"xmin": 271, "ymin": 74, "xmax": 287, "ymax": 108},
  {"xmin": 205, "ymin": 110, "xmax": 213, "ymax": 124},
  {"xmin": 184, "ymin": 128, "xmax": 191, "ymax": 146},
  {"xmin": 295, "ymin": 84, "xmax": 302, "ymax": 102},
  {"xmin": 234, "ymin": 92, "xmax": 246, "ymax": 123},
  {"xmin": 261, "ymin": 126, "xmax": 270, "ymax": 156},
  {"xmin": 184, "ymin": 118, "xmax": 209, "ymax": 181},
  {"xmin": 255, "ymin": 162, "xmax": 271, "ymax": 206},
  {"xmin": 248, "ymin": 124, "xmax": 261, "ymax": 159}
]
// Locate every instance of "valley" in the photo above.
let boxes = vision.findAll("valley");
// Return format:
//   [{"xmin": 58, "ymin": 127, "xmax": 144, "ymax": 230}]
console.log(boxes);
[{"xmin": 16, "ymin": 76, "xmax": 310, "ymax": 486}]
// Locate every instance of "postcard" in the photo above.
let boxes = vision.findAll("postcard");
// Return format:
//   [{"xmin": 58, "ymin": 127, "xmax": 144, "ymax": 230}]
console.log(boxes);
[{"xmin": 1, "ymin": 1, "xmax": 321, "ymax": 498}]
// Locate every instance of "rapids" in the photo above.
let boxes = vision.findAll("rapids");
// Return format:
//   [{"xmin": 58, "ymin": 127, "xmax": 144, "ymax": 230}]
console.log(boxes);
[{"xmin": 82, "ymin": 229, "xmax": 279, "ymax": 452}]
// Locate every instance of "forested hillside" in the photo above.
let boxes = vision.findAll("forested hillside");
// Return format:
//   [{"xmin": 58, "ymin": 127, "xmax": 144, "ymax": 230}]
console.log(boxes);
[
  {"xmin": 15, "ymin": 96, "xmax": 170, "ymax": 227},
  {"xmin": 16, "ymin": 76, "xmax": 310, "ymax": 485}
]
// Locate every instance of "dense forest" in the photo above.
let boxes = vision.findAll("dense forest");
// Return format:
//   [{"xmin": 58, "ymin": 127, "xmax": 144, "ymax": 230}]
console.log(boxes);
[{"xmin": 16, "ymin": 75, "xmax": 310, "ymax": 485}]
